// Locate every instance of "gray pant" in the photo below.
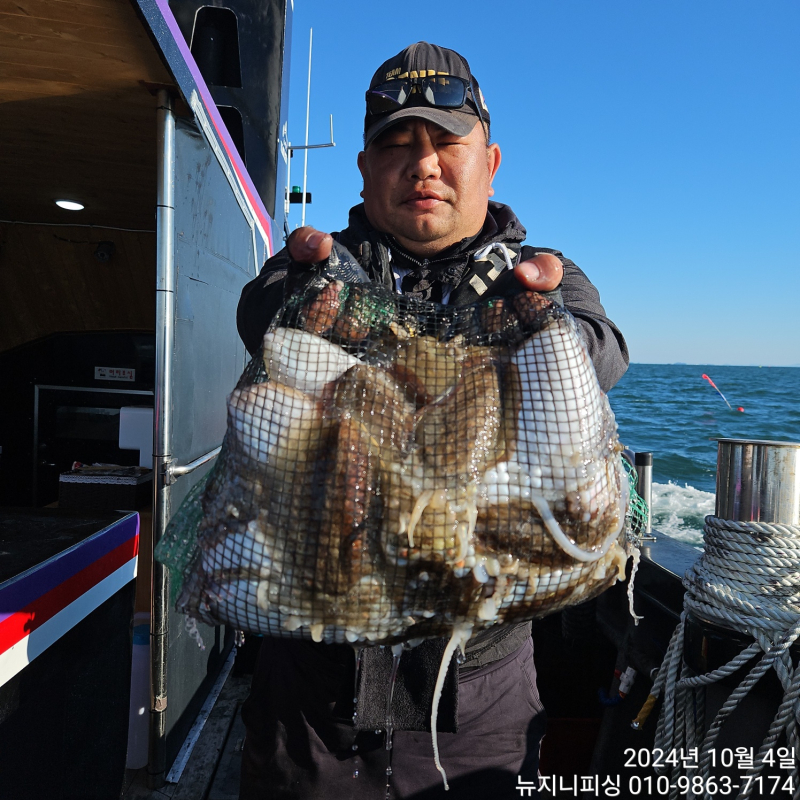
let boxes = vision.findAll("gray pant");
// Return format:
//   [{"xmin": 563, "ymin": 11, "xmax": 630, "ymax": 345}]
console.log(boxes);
[{"xmin": 240, "ymin": 636, "xmax": 546, "ymax": 799}]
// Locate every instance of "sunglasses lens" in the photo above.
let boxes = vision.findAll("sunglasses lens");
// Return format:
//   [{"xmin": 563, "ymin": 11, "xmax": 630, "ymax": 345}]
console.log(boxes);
[
  {"xmin": 421, "ymin": 77, "xmax": 467, "ymax": 107},
  {"xmin": 367, "ymin": 77, "xmax": 469, "ymax": 114},
  {"xmin": 366, "ymin": 81, "xmax": 409, "ymax": 114}
]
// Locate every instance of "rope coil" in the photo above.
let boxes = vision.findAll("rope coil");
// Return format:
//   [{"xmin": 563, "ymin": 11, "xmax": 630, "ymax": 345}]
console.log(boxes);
[{"xmin": 640, "ymin": 515, "xmax": 800, "ymax": 800}]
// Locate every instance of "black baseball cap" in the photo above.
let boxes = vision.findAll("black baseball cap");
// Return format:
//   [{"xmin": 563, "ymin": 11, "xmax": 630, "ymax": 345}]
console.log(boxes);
[{"xmin": 363, "ymin": 42, "xmax": 490, "ymax": 148}]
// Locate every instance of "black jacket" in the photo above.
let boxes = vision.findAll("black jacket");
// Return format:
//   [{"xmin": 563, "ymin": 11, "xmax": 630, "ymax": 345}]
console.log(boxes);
[{"xmin": 237, "ymin": 201, "xmax": 629, "ymax": 393}]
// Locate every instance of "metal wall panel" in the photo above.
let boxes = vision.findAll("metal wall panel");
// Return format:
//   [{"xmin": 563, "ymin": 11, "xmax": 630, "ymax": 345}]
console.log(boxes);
[
  {"xmin": 141, "ymin": 0, "xmax": 289, "ymax": 783},
  {"xmin": 172, "ymin": 120, "xmax": 254, "ymax": 461},
  {"xmin": 160, "ymin": 116, "xmax": 258, "ymax": 774}
]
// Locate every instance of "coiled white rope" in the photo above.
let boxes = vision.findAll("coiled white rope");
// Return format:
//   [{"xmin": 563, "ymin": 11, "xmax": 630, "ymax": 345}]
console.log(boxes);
[{"xmin": 643, "ymin": 515, "xmax": 800, "ymax": 800}]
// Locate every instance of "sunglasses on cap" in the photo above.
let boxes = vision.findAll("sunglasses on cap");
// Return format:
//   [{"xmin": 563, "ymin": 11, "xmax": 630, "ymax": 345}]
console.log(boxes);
[
  {"xmin": 365, "ymin": 74, "xmax": 488, "ymax": 136},
  {"xmin": 366, "ymin": 75, "xmax": 472, "ymax": 114}
]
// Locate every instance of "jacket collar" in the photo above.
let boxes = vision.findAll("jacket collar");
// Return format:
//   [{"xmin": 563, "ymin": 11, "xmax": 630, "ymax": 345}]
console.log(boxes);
[{"xmin": 342, "ymin": 201, "xmax": 526, "ymax": 286}]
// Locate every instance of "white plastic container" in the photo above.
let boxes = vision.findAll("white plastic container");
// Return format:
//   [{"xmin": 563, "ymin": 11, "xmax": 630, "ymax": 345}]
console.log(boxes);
[{"xmin": 126, "ymin": 614, "xmax": 150, "ymax": 769}]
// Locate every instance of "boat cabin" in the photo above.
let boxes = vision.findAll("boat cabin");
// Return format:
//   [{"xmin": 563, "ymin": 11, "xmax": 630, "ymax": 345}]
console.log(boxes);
[{"xmin": 0, "ymin": 0, "xmax": 290, "ymax": 794}]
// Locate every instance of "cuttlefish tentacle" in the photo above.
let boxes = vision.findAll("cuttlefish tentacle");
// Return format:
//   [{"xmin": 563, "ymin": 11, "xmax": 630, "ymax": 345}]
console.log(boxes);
[
  {"xmin": 406, "ymin": 489, "xmax": 433, "ymax": 549},
  {"xmin": 527, "ymin": 492, "xmax": 619, "ymax": 564},
  {"xmin": 431, "ymin": 623, "xmax": 474, "ymax": 791}
]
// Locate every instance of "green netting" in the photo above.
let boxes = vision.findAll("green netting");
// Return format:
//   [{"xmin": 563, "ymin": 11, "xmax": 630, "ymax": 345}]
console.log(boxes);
[
  {"xmin": 154, "ymin": 467, "xmax": 215, "ymax": 605},
  {"xmin": 623, "ymin": 458, "xmax": 650, "ymax": 541}
]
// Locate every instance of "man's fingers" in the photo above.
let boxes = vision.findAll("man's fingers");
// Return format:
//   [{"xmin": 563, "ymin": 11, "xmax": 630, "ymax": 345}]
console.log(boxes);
[
  {"xmin": 514, "ymin": 253, "xmax": 564, "ymax": 292},
  {"xmin": 288, "ymin": 226, "xmax": 333, "ymax": 263}
]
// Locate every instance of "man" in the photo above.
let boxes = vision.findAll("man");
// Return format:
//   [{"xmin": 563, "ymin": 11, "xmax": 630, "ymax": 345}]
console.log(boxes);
[{"xmin": 237, "ymin": 42, "xmax": 628, "ymax": 799}]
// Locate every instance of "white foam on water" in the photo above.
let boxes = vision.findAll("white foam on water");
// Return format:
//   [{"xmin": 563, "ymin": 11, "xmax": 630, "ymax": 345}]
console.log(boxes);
[{"xmin": 651, "ymin": 481, "xmax": 715, "ymax": 549}]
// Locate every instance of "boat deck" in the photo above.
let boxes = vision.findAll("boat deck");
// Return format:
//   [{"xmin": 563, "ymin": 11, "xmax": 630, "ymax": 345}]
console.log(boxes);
[
  {"xmin": 122, "ymin": 672, "xmax": 249, "ymax": 800},
  {"xmin": 119, "ymin": 531, "xmax": 699, "ymax": 799}
]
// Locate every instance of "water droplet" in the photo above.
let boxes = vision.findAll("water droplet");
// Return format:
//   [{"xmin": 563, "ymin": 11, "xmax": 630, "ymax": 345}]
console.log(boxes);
[
  {"xmin": 374, "ymin": 729, "xmax": 382, "ymax": 735},
  {"xmin": 351, "ymin": 743, "xmax": 358, "ymax": 751},
  {"xmin": 353, "ymin": 696, "xmax": 359, "ymax": 704},
  {"xmin": 352, "ymin": 769, "xmax": 360, "ymax": 778},
  {"xmin": 386, "ymin": 766, "xmax": 393, "ymax": 777}
]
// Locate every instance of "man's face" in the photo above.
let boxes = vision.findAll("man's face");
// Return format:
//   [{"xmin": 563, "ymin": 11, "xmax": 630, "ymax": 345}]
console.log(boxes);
[{"xmin": 357, "ymin": 119, "xmax": 501, "ymax": 257}]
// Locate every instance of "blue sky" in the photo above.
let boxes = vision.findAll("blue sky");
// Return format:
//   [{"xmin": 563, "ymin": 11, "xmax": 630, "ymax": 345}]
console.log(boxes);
[{"xmin": 284, "ymin": 1, "xmax": 799, "ymax": 366}]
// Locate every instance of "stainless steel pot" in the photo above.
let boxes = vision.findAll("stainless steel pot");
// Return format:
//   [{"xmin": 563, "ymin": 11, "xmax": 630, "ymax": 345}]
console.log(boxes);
[{"xmin": 716, "ymin": 438, "xmax": 800, "ymax": 525}]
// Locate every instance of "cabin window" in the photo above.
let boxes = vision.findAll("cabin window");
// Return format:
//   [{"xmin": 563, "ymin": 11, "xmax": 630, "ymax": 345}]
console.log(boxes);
[
  {"xmin": 217, "ymin": 105, "xmax": 246, "ymax": 164},
  {"xmin": 190, "ymin": 7, "xmax": 242, "ymax": 88}
]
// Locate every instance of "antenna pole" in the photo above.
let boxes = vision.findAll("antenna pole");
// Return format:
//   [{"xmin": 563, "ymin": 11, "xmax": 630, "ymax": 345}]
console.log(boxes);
[{"xmin": 301, "ymin": 28, "xmax": 312, "ymax": 228}]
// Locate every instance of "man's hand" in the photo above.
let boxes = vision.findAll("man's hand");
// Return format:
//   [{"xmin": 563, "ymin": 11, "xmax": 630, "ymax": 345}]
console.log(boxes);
[
  {"xmin": 288, "ymin": 227, "xmax": 563, "ymax": 292},
  {"xmin": 287, "ymin": 226, "xmax": 333, "ymax": 264},
  {"xmin": 514, "ymin": 253, "xmax": 563, "ymax": 292}
]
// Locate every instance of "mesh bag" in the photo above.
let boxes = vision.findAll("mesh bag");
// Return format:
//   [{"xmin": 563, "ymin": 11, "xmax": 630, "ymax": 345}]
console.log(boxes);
[{"xmin": 164, "ymin": 275, "xmax": 632, "ymax": 647}]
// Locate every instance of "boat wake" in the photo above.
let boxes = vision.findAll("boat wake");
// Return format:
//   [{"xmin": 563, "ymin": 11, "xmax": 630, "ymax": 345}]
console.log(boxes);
[{"xmin": 651, "ymin": 481, "xmax": 714, "ymax": 548}]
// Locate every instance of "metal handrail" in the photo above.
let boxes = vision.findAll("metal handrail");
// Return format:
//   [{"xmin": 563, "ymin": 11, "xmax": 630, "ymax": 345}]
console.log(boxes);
[{"xmin": 165, "ymin": 447, "xmax": 222, "ymax": 484}]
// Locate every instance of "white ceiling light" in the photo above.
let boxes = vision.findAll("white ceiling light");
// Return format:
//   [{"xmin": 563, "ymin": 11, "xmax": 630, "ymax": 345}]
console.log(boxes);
[{"xmin": 55, "ymin": 199, "xmax": 85, "ymax": 211}]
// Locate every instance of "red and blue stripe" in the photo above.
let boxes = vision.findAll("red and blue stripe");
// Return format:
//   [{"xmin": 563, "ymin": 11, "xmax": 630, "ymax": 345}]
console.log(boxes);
[{"xmin": 0, "ymin": 513, "xmax": 139, "ymax": 688}]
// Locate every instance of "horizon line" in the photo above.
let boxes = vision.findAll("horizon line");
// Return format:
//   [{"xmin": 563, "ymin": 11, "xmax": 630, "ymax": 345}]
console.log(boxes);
[{"xmin": 629, "ymin": 362, "xmax": 800, "ymax": 368}]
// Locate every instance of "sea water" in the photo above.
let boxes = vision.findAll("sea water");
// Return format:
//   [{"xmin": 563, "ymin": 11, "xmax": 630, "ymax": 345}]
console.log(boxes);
[{"xmin": 608, "ymin": 364, "xmax": 800, "ymax": 547}]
